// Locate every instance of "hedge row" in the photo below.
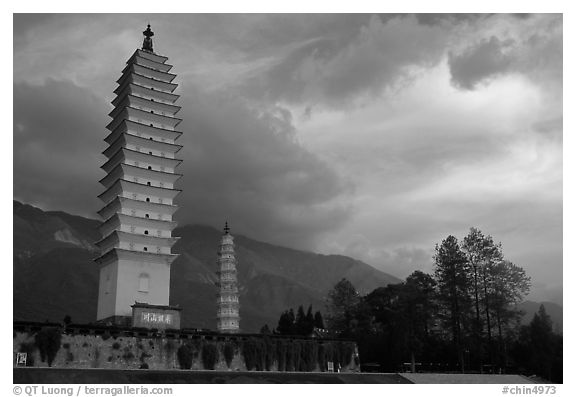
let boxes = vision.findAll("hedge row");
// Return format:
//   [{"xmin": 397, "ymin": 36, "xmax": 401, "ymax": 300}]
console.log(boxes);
[{"xmin": 176, "ymin": 337, "xmax": 355, "ymax": 371}]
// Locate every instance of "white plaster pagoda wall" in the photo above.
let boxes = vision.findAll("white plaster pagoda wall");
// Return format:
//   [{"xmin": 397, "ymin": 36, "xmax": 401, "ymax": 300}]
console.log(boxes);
[{"xmin": 95, "ymin": 27, "xmax": 182, "ymax": 324}]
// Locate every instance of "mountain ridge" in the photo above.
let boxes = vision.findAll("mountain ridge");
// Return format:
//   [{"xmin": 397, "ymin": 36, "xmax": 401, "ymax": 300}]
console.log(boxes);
[
  {"xmin": 14, "ymin": 201, "xmax": 561, "ymax": 332},
  {"xmin": 13, "ymin": 200, "xmax": 400, "ymax": 331}
]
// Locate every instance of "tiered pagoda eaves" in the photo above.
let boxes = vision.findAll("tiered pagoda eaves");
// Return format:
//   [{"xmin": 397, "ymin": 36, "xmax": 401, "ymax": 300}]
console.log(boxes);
[
  {"xmin": 95, "ymin": 25, "xmax": 183, "ymax": 325},
  {"xmin": 216, "ymin": 222, "xmax": 240, "ymax": 333}
]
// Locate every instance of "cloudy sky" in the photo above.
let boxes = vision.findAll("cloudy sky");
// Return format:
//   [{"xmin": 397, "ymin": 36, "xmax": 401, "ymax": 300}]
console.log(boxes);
[{"xmin": 13, "ymin": 13, "xmax": 563, "ymax": 304}]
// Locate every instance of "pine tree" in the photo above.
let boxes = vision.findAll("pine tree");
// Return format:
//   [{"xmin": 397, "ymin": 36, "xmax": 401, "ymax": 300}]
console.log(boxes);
[
  {"xmin": 277, "ymin": 310, "xmax": 295, "ymax": 335},
  {"xmin": 314, "ymin": 311, "xmax": 325, "ymax": 329},
  {"xmin": 295, "ymin": 305, "xmax": 306, "ymax": 335},
  {"xmin": 462, "ymin": 227, "xmax": 487, "ymax": 371},
  {"xmin": 434, "ymin": 235, "xmax": 472, "ymax": 372},
  {"xmin": 305, "ymin": 305, "xmax": 315, "ymax": 335}
]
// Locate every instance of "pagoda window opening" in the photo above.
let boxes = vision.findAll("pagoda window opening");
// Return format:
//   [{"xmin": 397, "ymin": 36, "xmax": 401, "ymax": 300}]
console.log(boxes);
[
  {"xmin": 149, "ymin": 137, "xmax": 153, "ymax": 141},
  {"xmin": 150, "ymin": 123, "xmax": 153, "ymax": 127},
  {"xmin": 144, "ymin": 230, "xmax": 149, "ymax": 235},
  {"xmin": 138, "ymin": 273, "xmax": 150, "ymax": 292},
  {"xmin": 146, "ymin": 198, "xmax": 150, "ymax": 202},
  {"xmin": 145, "ymin": 214, "xmax": 149, "ymax": 218},
  {"xmin": 148, "ymin": 166, "xmax": 152, "ymax": 170},
  {"xmin": 149, "ymin": 151, "xmax": 153, "ymax": 155},
  {"xmin": 105, "ymin": 273, "xmax": 111, "ymax": 295},
  {"xmin": 151, "ymin": 110, "xmax": 154, "ymax": 114},
  {"xmin": 147, "ymin": 182, "xmax": 151, "ymax": 186},
  {"xmin": 143, "ymin": 247, "xmax": 148, "ymax": 252}
]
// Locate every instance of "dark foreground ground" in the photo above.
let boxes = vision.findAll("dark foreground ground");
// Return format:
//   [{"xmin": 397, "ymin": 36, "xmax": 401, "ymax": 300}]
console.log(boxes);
[{"xmin": 14, "ymin": 368, "xmax": 535, "ymax": 384}]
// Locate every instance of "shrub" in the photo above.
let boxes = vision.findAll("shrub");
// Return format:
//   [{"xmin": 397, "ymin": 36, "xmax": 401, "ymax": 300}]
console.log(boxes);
[
  {"xmin": 338, "ymin": 342, "xmax": 354, "ymax": 367},
  {"xmin": 177, "ymin": 344, "xmax": 193, "ymax": 369},
  {"xmin": 318, "ymin": 343, "xmax": 334, "ymax": 371},
  {"xmin": 223, "ymin": 343, "xmax": 235, "ymax": 368},
  {"xmin": 317, "ymin": 343, "xmax": 325, "ymax": 371},
  {"xmin": 301, "ymin": 340, "xmax": 317, "ymax": 371},
  {"xmin": 286, "ymin": 341, "xmax": 297, "ymax": 371},
  {"xmin": 35, "ymin": 327, "xmax": 62, "ymax": 367},
  {"xmin": 264, "ymin": 337, "xmax": 276, "ymax": 371},
  {"xmin": 242, "ymin": 339, "xmax": 265, "ymax": 371},
  {"xmin": 92, "ymin": 346, "xmax": 101, "ymax": 368},
  {"xmin": 165, "ymin": 340, "xmax": 175, "ymax": 353},
  {"xmin": 140, "ymin": 351, "xmax": 152, "ymax": 362},
  {"xmin": 201, "ymin": 343, "xmax": 219, "ymax": 370},
  {"xmin": 292, "ymin": 341, "xmax": 302, "ymax": 371},
  {"xmin": 122, "ymin": 347, "xmax": 135, "ymax": 361},
  {"xmin": 276, "ymin": 339, "xmax": 288, "ymax": 371}
]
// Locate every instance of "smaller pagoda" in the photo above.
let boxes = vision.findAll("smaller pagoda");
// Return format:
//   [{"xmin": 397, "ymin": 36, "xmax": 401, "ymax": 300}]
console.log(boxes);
[{"xmin": 216, "ymin": 222, "xmax": 240, "ymax": 333}]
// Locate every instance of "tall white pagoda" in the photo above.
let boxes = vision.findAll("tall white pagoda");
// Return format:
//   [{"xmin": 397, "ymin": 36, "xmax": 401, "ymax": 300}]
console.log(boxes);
[
  {"xmin": 216, "ymin": 222, "xmax": 240, "ymax": 333},
  {"xmin": 95, "ymin": 25, "xmax": 183, "ymax": 326}
]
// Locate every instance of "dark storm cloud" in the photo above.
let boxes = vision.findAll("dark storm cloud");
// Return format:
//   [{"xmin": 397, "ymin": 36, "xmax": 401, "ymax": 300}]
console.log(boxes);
[
  {"xmin": 13, "ymin": 80, "xmax": 108, "ymax": 217},
  {"xmin": 12, "ymin": 78, "xmax": 353, "ymax": 249},
  {"xmin": 175, "ymin": 88, "xmax": 353, "ymax": 249},
  {"xmin": 239, "ymin": 15, "xmax": 449, "ymax": 108},
  {"xmin": 12, "ymin": 14, "xmax": 563, "ymax": 301},
  {"xmin": 448, "ymin": 14, "xmax": 562, "ymax": 91},
  {"xmin": 13, "ymin": 14, "xmax": 54, "ymax": 39},
  {"xmin": 448, "ymin": 36, "xmax": 514, "ymax": 90}
]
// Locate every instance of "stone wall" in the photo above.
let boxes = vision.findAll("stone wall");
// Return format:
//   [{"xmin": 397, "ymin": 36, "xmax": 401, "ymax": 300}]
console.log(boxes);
[{"xmin": 13, "ymin": 324, "xmax": 360, "ymax": 373}]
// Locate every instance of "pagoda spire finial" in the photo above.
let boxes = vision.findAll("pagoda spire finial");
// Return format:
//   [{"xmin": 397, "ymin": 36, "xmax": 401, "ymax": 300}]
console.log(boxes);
[
  {"xmin": 224, "ymin": 221, "xmax": 230, "ymax": 234},
  {"xmin": 142, "ymin": 24, "xmax": 154, "ymax": 52}
]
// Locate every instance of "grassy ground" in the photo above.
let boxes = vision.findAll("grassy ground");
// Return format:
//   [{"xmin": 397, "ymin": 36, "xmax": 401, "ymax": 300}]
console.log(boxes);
[
  {"xmin": 14, "ymin": 368, "xmax": 538, "ymax": 384},
  {"xmin": 14, "ymin": 368, "xmax": 410, "ymax": 384}
]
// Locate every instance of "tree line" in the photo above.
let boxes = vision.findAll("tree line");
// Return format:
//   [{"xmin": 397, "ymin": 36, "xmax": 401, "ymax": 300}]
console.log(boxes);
[
  {"xmin": 320, "ymin": 227, "xmax": 562, "ymax": 382},
  {"xmin": 261, "ymin": 305, "xmax": 325, "ymax": 336}
]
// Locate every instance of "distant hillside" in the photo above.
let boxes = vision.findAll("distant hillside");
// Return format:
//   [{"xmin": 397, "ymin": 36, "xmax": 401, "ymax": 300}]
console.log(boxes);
[{"xmin": 13, "ymin": 201, "xmax": 400, "ymax": 331}]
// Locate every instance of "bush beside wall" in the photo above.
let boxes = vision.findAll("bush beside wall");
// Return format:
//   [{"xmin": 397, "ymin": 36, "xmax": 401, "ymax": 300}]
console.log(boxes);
[{"xmin": 13, "ymin": 328, "xmax": 359, "ymax": 373}]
